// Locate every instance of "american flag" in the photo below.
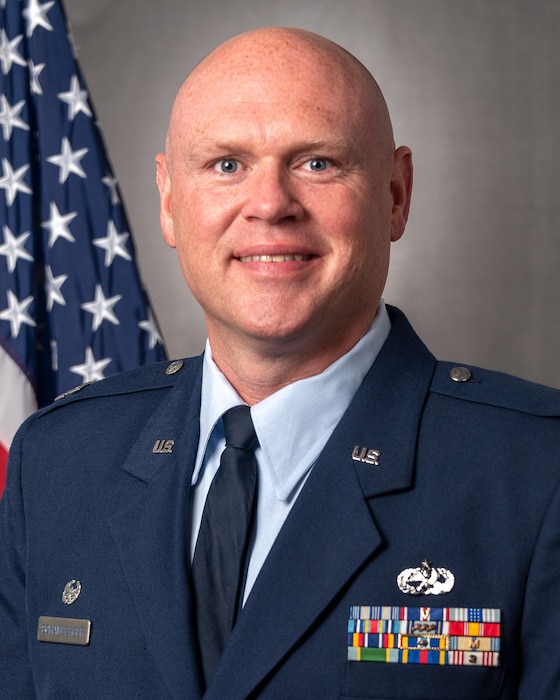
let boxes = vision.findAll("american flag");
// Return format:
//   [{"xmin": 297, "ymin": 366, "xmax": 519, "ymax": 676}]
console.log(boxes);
[{"xmin": 0, "ymin": 0, "xmax": 167, "ymax": 493}]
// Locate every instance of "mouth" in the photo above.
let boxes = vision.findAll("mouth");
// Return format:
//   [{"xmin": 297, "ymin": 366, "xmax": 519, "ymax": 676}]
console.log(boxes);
[{"xmin": 238, "ymin": 254, "xmax": 313, "ymax": 263}]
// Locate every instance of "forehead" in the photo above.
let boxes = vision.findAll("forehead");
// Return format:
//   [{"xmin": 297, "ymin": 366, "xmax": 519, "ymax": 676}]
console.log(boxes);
[
  {"xmin": 171, "ymin": 50, "xmax": 373, "ymax": 148},
  {"xmin": 165, "ymin": 30, "xmax": 395, "ymax": 169},
  {"xmin": 190, "ymin": 30, "xmax": 359, "ymax": 94},
  {"xmin": 186, "ymin": 63, "xmax": 350, "ymax": 118}
]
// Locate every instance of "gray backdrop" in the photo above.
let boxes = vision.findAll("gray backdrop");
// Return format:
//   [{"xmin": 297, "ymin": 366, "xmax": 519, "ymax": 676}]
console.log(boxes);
[{"xmin": 64, "ymin": 0, "xmax": 560, "ymax": 387}]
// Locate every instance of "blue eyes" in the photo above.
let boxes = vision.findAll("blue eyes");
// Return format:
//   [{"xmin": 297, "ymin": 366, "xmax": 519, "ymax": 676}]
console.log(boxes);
[
  {"xmin": 216, "ymin": 159, "xmax": 239, "ymax": 174},
  {"xmin": 212, "ymin": 157, "xmax": 332, "ymax": 174},
  {"xmin": 307, "ymin": 158, "xmax": 329, "ymax": 172}
]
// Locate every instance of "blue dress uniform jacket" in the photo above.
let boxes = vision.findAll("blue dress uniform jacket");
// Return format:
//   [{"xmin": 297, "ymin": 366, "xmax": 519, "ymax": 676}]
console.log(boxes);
[{"xmin": 2, "ymin": 306, "xmax": 560, "ymax": 699}]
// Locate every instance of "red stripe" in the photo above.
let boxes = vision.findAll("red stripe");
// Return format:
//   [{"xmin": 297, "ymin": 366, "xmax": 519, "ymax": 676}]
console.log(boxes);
[
  {"xmin": 0, "ymin": 442, "xmax": 8, "ymax": 497},
  {"xmin": 0, "ymin": 346, "xmax": 37, "ymax": 499}
]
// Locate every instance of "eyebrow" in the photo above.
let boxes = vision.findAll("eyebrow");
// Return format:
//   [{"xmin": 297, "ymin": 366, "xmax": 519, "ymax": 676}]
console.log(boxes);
[{"xmin": 188, "ymin": 135, "xmax": 354, "ymax": 158}]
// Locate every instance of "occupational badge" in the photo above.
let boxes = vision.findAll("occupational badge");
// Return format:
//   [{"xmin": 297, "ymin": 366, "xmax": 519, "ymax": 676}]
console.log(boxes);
[{"xmin": 397, "ymin": 560, "xmax": 454, "ymax": 596}]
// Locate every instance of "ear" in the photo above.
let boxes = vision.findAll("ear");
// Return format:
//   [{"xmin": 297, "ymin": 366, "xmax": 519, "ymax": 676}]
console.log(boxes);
[
  {"xmin": 390, "ymin": 146, "xmax": 413, "ymax": 242},
  {"xmin": 155, "ymin": 153, "xmax": 176, "ymax": 248}
]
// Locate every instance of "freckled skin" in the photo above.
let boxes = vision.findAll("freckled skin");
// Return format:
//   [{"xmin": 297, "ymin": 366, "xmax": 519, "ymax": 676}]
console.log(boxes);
[{"xmin": 156, "ymin": 28, "xmax": 412, "ymax": 403}]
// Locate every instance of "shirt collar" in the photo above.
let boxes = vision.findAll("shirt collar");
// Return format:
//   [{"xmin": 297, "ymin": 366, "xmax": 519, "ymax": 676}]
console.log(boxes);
[{"xmin": 193, "ymin": 301, "xmax": 391, "ymax": 499}]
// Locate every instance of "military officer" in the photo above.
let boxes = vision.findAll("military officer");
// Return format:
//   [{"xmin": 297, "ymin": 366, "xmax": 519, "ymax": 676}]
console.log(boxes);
[{"xmin": 1, "ymin": 27, "xmax": 560, "ymax": 699}]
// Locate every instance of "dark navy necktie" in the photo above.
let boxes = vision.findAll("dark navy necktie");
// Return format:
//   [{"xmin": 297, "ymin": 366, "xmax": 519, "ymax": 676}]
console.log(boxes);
[{"xmin": 191, "ymin": 405, "xmax": 258, "ymax": 687}]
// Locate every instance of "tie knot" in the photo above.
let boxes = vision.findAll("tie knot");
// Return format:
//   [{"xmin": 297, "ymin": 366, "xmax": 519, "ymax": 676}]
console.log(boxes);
[{"xmin": 222, "ymin": 405, "xmax": 257, "ymax": 450}]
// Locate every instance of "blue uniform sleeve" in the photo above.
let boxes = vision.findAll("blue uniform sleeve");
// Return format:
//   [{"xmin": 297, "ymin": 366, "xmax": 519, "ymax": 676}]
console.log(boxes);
[
  {"xmin": 0, "ymin": 426, "xmax": 36, "ymax": 698},
  {"xmin": 519, "ymin": 477, "xmax": 560, "ymax": 697}
]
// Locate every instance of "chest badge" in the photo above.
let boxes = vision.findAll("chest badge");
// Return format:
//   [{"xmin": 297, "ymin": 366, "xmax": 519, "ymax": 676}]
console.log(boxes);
[{"xmin": 397, "ymin": 560, "xmax": 455, "ymax": 596}]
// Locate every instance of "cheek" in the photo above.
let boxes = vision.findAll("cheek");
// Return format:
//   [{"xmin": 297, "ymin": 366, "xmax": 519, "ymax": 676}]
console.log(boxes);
[
  {"xmin": 330, "ymin": 204, "xmax": 392, "ymax": 291},
  {"xmin": 328, "ymin": 203, "xmax": 382, "ymax": 261},
  {"xmin": 176, "ymin": 190, "xmax": 240, "ymax": 261},
  {"xmin": 169, "ymin": 189, "xmax": 217, "ymax": 253},
  {"xmin": 344, "ymin": 191, "xmax": 393, "ymax": 258},
  {"xmin": 169, "ymin": 211, "xmax": 225, "ymax": 296}
]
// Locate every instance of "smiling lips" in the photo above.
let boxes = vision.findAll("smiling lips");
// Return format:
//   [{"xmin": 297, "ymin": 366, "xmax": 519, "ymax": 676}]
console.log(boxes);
[{"xmin": 238, "ymin": 254, "xmax": 312, "ymax": 263}]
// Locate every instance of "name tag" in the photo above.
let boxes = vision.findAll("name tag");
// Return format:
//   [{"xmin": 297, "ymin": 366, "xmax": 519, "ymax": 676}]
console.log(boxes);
[{"xmin": 37, "ymin": 616, "xmax": 91, "ymax": 646}]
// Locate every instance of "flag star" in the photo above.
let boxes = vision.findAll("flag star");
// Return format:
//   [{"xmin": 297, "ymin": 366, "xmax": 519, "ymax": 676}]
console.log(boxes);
[
  {"xmin": 93, "ymin": 221, "xmax": 132, "ymax": 266},
  {"xmin": 41, "ymin": 202, "xmax": 77, "ymax": 247},
  {"xmin": 57, "ymin": 75, "xmax": 92, "ymax": 120},
  {"xmin": 139, "ymin": 308, "xmax": 164, "ymax": 349},
  {"xmin": 67, "ymin": 23, "xmax": 79, "ymax": 59},
  {"xmin": 44, "ymin": 265, "xmax": 68, "ymax": 311},
  {"xmin": 81, "ymin": 284, "xmax": 122, "ymax": 331},
  {"xmin": 70, "ymin": 347, "xmax": 111, "ymax": 383},
  {"xmin": 23, "ymin": 0, "xmax": 55, "ymax": 37},
  {"xmin": 102, "ymin": 175, "xmax": 120, "ymax": 205},
  {"xmin": 50, "ymin": 339, "xmax": 59, "ymax": 371},
  {"xmin": 0, "ymin": 30, "xmax": 26, "ymax": 75},
  {"xmin": 47, "ymin": 137, "xmax": 88, "ymax": 184},
  {"xmin": 0, "ymin": 157, "xmax": 32, "ymax": 206},
  {"xmin": 0, "ymin": 95, "xmax": 29, "ymax": 140},
  {"xmin": 0, "ymin": 289, "xmax": 36, "ymax": 338},
  {"xmin": 29, "ymin": 60, "xmax": 45, "ymax": 95},
  {"xmin": 0, "ymin": 225, "xmax": 34, "ymax": 272}
]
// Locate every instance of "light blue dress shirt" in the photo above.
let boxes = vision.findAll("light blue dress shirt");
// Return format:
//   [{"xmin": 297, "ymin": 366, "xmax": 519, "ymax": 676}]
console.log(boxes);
[{"xmin": 189, "ymin": 301, "xmax": 391, "ymax": 602}]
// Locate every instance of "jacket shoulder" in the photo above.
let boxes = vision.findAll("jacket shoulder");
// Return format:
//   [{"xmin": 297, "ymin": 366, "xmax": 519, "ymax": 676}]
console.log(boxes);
[
  {"xmin": 39, "ymin": 356, "xmax": 202, "ymax": 415},
  {"xmin": 430, "ymin": 360, "xmax": 560, "ymax": 417}
]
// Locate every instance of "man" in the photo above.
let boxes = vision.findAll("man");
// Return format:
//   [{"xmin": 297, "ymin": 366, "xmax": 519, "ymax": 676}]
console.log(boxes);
[{"xmin": 1, "ymin": 27, "xmax": 560, "ymax": 699}]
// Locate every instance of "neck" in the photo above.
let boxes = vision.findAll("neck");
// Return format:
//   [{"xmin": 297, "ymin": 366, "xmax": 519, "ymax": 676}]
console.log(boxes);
[{"xmin": 207, "ymin": 323, "xmax": 373, "ymax": 405}]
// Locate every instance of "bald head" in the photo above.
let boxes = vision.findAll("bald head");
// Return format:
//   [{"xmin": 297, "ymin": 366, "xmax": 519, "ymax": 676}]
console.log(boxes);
[{"xmin": 165, "ymin": 27, "xmax": 395, "ymax": 170}]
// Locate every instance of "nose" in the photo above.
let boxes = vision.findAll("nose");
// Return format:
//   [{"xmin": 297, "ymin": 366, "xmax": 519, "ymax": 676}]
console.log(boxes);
[{"xmin": 241, "ymin": 163, "xmax": 304, "ymax": 224}]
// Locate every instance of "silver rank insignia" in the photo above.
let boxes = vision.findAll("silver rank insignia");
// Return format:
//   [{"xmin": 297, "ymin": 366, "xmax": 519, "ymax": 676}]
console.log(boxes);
[
  {"xmin": 397, "ymin": 560, "xmax": 455, "ymax": 596},
  {"xmin": 62, "ymin": 580, "xmax": 82, "ymax": 605}
]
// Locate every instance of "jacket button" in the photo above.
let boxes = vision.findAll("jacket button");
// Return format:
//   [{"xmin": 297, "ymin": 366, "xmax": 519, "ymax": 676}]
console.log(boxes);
[
  {"xmin": 449, "ymin": 366, "xmax": 472, "ymax": 382},
  {"xmin": 165, "ymin": 360, "xmax": 184, "ymax": 375}
]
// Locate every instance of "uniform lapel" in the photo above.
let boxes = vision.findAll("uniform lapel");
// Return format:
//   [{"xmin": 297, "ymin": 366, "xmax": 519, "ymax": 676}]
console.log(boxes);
[
  {"xmin": 108, "ymin": 359, "xmax": 205, "ymax": 700},
  {"xmin": 205, "ymin": 308, "xmax": 437, "ymax": 699}
]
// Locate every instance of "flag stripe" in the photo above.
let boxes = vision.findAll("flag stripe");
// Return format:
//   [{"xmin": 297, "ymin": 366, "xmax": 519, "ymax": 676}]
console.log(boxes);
[
  {"xmin": 0, "ymin": 343, "xmax": 36, "ymax": 493},
  {"xmin": 0, "ymin": 342, "xmax": 36, "ymax": 443},
  {"xmin": 0, "ymin": 443, "xmax": 8, "ymax": 495}
]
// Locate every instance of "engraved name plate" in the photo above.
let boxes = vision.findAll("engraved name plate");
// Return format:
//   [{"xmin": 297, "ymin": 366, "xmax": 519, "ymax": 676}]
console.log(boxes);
[{"xmin": 37, "ymin": 616, "xmax": 91, "ymax": 646}]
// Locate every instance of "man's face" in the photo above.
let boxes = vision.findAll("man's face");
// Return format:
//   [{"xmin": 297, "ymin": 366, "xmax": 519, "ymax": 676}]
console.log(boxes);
[{"xmin": 157, "ymin": 33, "xmax": 411, "ymax": 365}]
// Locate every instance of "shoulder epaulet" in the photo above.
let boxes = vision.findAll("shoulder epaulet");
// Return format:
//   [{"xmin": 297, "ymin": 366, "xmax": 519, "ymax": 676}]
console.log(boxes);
[
  {"xmin": 54, "ymin": 381, "xmax": 96, "ymax": 401},
  {"xmin": 46, "ymin": 358, "xmax": 196, "ymax": 409},
  {"xmin": 430, "ymin": 360, "xmax": 560, "ymax": 418}
]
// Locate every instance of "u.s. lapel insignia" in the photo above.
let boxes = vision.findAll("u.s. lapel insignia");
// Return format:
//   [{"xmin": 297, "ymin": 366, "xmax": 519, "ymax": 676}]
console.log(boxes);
[
  {"xmin": 351, "ymin": 445, "xmax": 381, "ymax": 466},
  {"xmin": 397, "ymin": 560, "xmax": 455, "ymax": 596},
  {"xmin": 152, "ymin": 439, "xmax": 175, "ymax": 454},
  {"xmin": 62, "ymin": 580, "xmax": 82, "ymax": 605}
]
